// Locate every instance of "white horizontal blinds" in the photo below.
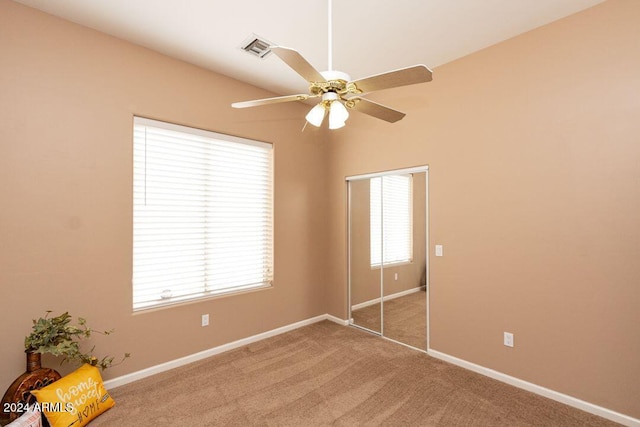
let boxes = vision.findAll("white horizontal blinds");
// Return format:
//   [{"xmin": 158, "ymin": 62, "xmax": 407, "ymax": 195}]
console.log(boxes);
[
  {"xmin": 370, "ymin": 177, "xmax": 383, "ymax": 267},
  {"xmin": 133, "ymin": 117, "xmax": 273, "ymax": 311},
  {"xmin": 383, "ymin": 174, "xmax": 413, "ymax": 265},
  {"xmin": 370, "ymin": 174, "xmax": 413, "ymax": 266},
  {"xmin": 205, "ymin": 137, "xmax": 273, "ymax": 292}
]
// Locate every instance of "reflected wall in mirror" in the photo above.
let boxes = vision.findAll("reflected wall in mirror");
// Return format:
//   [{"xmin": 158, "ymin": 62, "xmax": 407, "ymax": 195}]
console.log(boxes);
[
  {"xmin": 348, "ymin": 167, "xmax": 428, "ymax": 350},
  {"xmin": 349, "ymin": 178, "xmax": 381, "ymax": 333}
]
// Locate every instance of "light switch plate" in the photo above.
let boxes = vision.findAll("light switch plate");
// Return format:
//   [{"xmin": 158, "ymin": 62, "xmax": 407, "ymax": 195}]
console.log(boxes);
[{"xmin": 435, "ymin": 245, "xmax": 443, "ymax": 257}]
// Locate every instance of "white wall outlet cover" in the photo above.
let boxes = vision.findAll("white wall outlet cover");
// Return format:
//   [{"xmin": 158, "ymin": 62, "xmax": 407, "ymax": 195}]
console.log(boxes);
[
  {"xmin": 504, "ymin": 332, "xmax": 514, "ymax": 347},
  {"xmin": 201, "ymin": 314, "xmax": 209, "ymax": 327}
]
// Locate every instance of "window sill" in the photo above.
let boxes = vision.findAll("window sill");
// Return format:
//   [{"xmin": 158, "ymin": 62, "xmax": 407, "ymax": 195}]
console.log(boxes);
[
  {"xmin": 133, "ymin": 283, "xmax": 273, "ymax": 314},
  {"xmin": 370, "ymin": 260, "xmax": 413, "ymax": 270}
]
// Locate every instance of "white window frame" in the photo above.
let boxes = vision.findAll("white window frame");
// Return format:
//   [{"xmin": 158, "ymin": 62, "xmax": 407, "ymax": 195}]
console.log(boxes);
[{"xmin": 132, "ymin": 117, "xmax": 273, "ymax": 311}]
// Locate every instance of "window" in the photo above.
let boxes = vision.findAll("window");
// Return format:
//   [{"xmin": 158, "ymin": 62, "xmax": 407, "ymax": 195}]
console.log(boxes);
[
  {"xmin": 370, "ymin": 174, "xmax": 412, "ymax": 267},
  {"xmin": 133, "ymin": 117, "xmax": 273, "ymax": 311}
]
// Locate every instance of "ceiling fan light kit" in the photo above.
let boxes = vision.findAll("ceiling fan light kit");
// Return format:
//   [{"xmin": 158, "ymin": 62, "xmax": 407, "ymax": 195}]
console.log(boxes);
[
  {"xmin": 305, "ymin": 103, "xmax": 326, "ymax": 127},
  {"xmin": 304, "ymin": 92, "xmax": 350, "ymax": 130},
  {"xmin": 232, "ymin": 0, "xmax": 433, "ymax": 130},
  {"xmin": 328, "ymin": 98, "xmax": 349, "ymax": 130}
]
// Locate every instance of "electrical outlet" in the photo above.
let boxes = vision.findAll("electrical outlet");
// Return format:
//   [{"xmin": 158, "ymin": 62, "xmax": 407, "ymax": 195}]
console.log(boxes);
[
  {"xmin": 394, "ymin": 273, "xmax": 398, "ymax": 281},
  {"xmin": 435, "ymin": 245, "xmax": 443, "ymax": 256},
  {"xmin": 504, "ymin": 332, "xmax": 514, "ymax": 347},
  {"xmin": 201, "ymin": 314, "xmax": 209, "ymax": 327}
]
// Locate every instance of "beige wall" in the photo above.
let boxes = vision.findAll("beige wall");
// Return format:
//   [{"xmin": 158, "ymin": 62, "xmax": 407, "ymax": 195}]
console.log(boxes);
[
  {"xmin": 327, "ymin": 0, "xmax": 640, "ymax": 418},
  {"xmin": 0, "ymin": 0, "xmax": 329, "ymax": 390},
  {"xmin": 1, "ymin": 0, "xmax": 639, "ymax": 421}
]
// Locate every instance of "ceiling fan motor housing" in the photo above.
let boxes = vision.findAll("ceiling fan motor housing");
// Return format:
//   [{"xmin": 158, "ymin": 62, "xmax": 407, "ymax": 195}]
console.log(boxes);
[
  {"xmin": 310, "ymin": 70, "xmax": 353, "ymax": 96},
  {"xmin": 321, "ymin": 70, "xmax": 351, "ymax": 82}
]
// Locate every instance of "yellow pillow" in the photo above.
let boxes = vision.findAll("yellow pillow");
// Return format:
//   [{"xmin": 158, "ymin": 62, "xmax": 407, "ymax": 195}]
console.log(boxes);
[{"xmin": 30, "ymin": 364, "xmax": 115, "ymax": 427}]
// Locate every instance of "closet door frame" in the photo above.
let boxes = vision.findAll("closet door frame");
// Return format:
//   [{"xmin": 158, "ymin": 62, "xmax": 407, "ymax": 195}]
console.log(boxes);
[{"xmin": 346, "ymin": 165, "xmax": 430, "ymax": 351}]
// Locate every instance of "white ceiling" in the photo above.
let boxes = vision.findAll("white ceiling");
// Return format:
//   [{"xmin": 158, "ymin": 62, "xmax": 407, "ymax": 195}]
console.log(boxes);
[{"xmin": 14, "ymin": 0, "xmax": 606, "ymax": 97}]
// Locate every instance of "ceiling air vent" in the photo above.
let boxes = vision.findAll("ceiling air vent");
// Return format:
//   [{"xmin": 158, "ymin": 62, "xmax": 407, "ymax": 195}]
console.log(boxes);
[{"xmin": 240, "ymin": 34, "xmax": 273, "ymax": 59}]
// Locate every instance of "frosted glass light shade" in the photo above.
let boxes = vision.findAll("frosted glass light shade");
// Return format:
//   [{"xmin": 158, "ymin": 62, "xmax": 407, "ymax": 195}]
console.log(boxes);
[
  {"xmin": 329, "ymin": 118, "xmax": 346, "ymax": 130},
  {"xmin": 328, "ymin": 101, "xmax": 349, "ymax": 129},
  {"xmin": 305, "ymin": 103, "xmax": 326, "ymax": 127}
]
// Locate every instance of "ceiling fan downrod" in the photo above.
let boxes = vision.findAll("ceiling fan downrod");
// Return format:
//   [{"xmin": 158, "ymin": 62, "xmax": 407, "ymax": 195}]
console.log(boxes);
[{"xmin": 328, "ymin": 0, "xmax": 333, "ymax": 72}]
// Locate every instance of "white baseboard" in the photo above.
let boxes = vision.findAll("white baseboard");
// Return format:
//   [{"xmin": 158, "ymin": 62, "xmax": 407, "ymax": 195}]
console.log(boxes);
[
  {"xmin": 427, "ymin": 349, "xmax": 640, "ymax": 427},
  {"xmin": 325, "ymin": 314, "xmax": 349, "ymax": 326},
  {"xmin": 104, "ymin": 313, "xmax": 347, "ymax": 389},
  {"xmin": 351, "ymin": 286, "xmax": 423, "ymax": 311}
]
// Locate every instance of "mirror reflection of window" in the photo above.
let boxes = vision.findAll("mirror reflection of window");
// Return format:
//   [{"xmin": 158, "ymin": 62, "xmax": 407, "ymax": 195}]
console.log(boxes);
[
  {"xmin": 370, "ymin": 174, "xmax": 413, "ymax": 267},
  {"xmin": 348, "ymin": 167, "xmax": 428, "ymax": 350}
]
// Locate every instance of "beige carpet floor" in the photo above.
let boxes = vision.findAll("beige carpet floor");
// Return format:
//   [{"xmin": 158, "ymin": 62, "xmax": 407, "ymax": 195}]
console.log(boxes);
[{"xmin": 92, "ymin": 321, "xmax": 619, "ymax": 426}]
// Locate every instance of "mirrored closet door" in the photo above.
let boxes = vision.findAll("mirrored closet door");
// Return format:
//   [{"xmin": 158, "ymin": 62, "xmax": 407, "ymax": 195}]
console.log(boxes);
[{"xmin": 348, "ymin": 167, "xmax": 428, "ymax": 351}]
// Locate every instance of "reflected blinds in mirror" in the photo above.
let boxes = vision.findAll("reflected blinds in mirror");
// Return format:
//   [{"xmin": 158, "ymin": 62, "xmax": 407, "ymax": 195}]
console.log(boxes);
[{"xmin": 370, "ymin": 174, "xmax": 413, "ymax": 267}]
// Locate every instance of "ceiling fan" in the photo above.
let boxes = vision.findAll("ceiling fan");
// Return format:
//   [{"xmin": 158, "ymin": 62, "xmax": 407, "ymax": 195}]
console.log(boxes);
[{"xmin": 231, "ymin": 0, "xmax": 433, "ymax": 130}]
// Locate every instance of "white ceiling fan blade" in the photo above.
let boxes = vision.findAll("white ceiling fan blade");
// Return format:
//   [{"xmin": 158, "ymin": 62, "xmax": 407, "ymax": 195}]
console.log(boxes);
[
  {"xmin": 350, "ymin": 65, "xmax": 433, "ymax": 94},
  {"xmin": 347, "ymin": 97, "xmax": 406, "ymax": 123},
  {"xmin": 270, "ymin": 46, "xmax": 326, "ymax": 83},
  {"xmin": 232, "ymin": 94, "xmax": 317, "ymax": 109}
]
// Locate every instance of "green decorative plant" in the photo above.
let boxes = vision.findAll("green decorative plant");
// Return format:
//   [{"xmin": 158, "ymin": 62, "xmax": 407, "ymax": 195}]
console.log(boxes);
[{"xmin": 24, "ymin": 311, "xmax": 130, "ymax": 370}]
